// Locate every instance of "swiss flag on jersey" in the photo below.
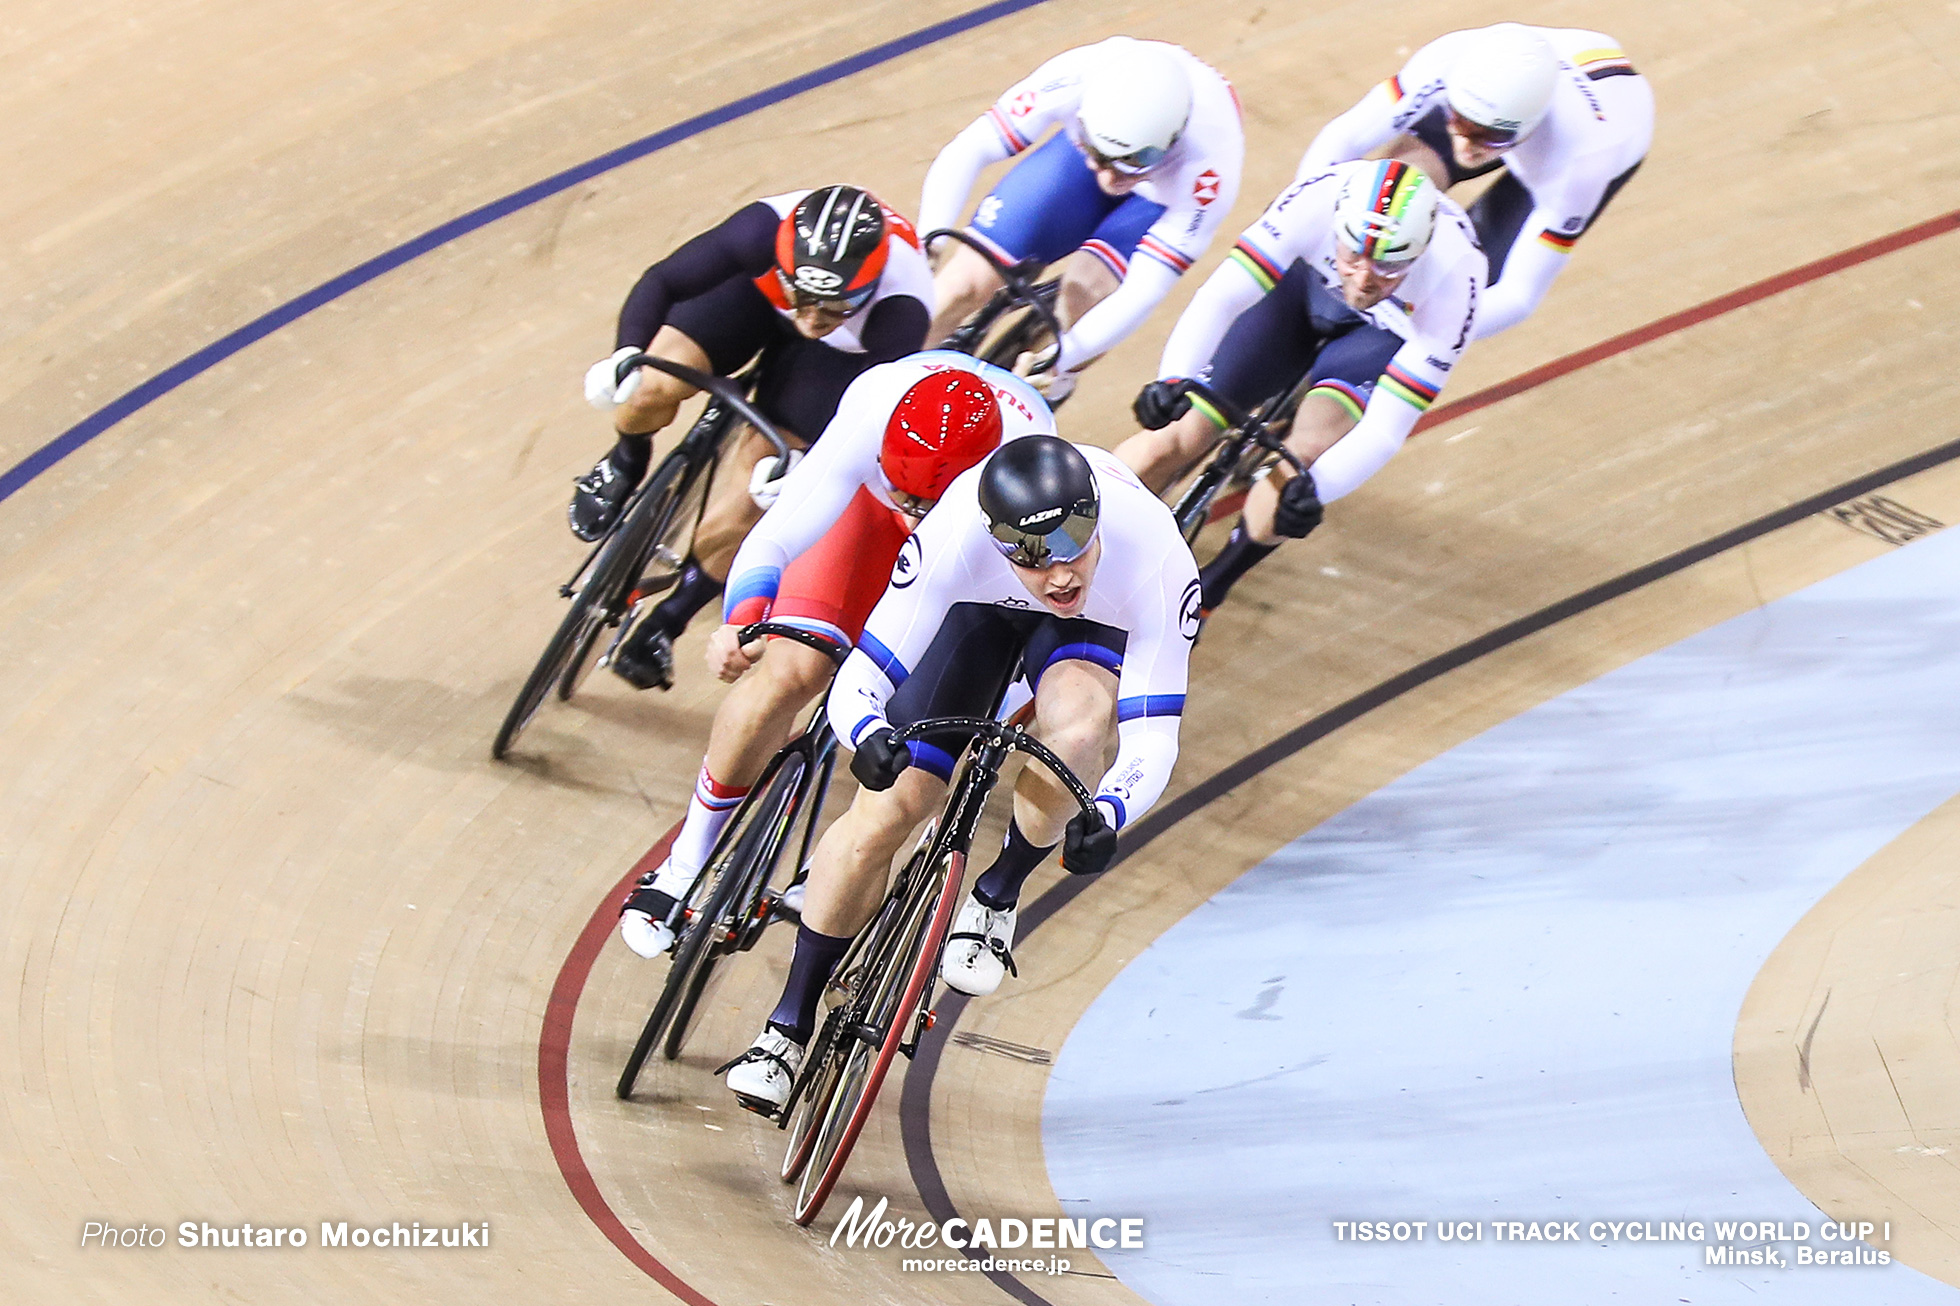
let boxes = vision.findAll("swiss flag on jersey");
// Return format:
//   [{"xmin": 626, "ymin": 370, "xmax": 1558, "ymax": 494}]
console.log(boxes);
[{"xmin": 1192, "ymin": 170, "xmax": 1221, "ymax": 206}]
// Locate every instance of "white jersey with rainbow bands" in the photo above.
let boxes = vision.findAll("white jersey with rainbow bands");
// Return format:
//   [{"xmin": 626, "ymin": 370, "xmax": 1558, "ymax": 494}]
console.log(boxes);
[{"xmin": 1156, "ymin": 161, "xmax": 1485, "ymax": 502}]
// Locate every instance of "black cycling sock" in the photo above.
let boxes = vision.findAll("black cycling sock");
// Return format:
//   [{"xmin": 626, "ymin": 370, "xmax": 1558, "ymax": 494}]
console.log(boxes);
[
  {"xmin": 1198, "ymin": 520, "xmax": 1279, "ymax": 610},
  {"xmin": 768, "ymin": 924, "xmax": 855, "ymax": 1043},
  {"xmin": 609, "ymin": 430, "xmax": 652, "ymax": 483},
  {"xmin": 973, "ymin": 818, "xmax": 1059, "ymax": 911},
  {"xmin": 649, "ymin": 555, "xmax": 725, "ymax": 636}
]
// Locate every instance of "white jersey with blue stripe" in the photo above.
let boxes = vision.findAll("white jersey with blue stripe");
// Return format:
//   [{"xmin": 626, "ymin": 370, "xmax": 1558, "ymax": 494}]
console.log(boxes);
[
  {"xmin": 828, "ymin": 444, "xmax": 1200, "ymax": 829},
  {"xmin": 721, "ymin": 351, "xmax": 1054, "ymax": 626}
]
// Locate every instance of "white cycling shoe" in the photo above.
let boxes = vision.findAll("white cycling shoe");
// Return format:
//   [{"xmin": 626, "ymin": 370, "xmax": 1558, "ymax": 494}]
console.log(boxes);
[
  {"xmin": 721, "ymin": 1026, "xmax": 805, "ymax": 1114},
  {"xmin": 617, "ymin": 859, "xmax": 697, "ymax": 959},
  {"xmin": 940, "ymin": 897, "xmax": 1018, "ymax": 997}
]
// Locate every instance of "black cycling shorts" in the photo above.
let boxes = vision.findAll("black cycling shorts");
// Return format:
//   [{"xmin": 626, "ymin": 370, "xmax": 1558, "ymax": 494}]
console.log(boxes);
[
  {"xmin": 663, "ymin": 277, "xmax": 880, "ymax": 443},
  {"xmin": 884, "ymin": 601, "xmax": 1127, "ymax": 781},
  {"xmin": 1204, "ymin": 261, "xmax": 1403, "ymax": 418}
]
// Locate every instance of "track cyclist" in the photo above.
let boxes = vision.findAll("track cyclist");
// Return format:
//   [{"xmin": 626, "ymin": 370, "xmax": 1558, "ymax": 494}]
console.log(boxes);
[
  {"xmin": 575, "ymin": 186, "xmax": 932, "ymax": 688},
  {"xmin": 616, "ymin": 352, "xmax": 1056, "ymax": 957},
  {"xmin": 917, "ymin": 36, "xmax": 1244, "ymax": 404},
  {"xmin": 1116, "ymin": 159, "xmax": 1485, "ymax": 615},
  {"xmin": 720, "ymin": 436, "xmax": 1200, "ymax": 1111},
  {"xmin": 1296, "ymin": 22, "xmax": 1652, "ymax": 340}
]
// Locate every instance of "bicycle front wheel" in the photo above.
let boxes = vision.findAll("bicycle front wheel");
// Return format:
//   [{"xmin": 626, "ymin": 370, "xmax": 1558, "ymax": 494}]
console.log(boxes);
[
  {"xmin": 663, "ymin": 750, "xmax": 809, "ymax": 1063},
  {"xmin": 554, "ymin": 454, "xmax": 703, "ymax": 703},
  {"xmin": 790, "ymin": 845, "xmax": 964, "ymax": 1226}
]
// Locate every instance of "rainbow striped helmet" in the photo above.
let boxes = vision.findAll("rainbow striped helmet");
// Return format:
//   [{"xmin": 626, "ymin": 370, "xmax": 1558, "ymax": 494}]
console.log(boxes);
[{"xmin": 1332, "ymin": 160, "xmax": 1438, "ymax": 266}]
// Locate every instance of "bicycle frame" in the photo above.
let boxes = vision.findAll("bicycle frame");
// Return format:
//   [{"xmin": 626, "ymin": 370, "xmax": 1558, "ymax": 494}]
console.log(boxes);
[
  {"xmin": 925, "ymin": 228, "xmax": 1066, "ymax": 368},
  {"xmin": 1166, "ymin": 376, "xmax": 1314, "ymax": 544}
]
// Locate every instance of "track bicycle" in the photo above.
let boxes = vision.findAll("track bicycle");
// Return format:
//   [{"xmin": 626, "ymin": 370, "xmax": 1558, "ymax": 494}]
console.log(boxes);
[
  {"xmin": 771, "ymin": 716, "xmax": 1099, "ymax": 1226},
  {"xmin": 926, "ymin": 228, "xmax": 1067, "ymax": 377},
  {"xmin": 492, "ymin": 358, "xmax": 791, "ymax": 759},
  {"xmin": 1157, "ymin": 376, "xmax": 1313, "ymax": 547},
  {"xmin": 614, "ymin": 622, "xmax": 847, "ymax": 1098}
]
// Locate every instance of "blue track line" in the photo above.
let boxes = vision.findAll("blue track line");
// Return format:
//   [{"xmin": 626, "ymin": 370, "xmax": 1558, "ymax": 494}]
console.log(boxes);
[{"xmin": 0, "ymin": 0, "xmax": 1053, "ymax": 505}]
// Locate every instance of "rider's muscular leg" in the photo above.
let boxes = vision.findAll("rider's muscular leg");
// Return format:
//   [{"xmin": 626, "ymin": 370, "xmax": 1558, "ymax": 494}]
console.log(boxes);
[
  {"xmin": 1202, "ymin": 393, "xmax": 1358, "ymax": 609},
  {"xmin": 667, "ymin": 639, "xmax": 837, "ymax": 875},
  {"xmin": 1014, "ymin": 660, "xmax": 1118, "ymax": 844},
  {"xmin": 646, "ymin": 425, "xmax": 794, "ymax": 637},
  {"xmin": 800, "ymin": 768, "xmax": 947, "ymax": 937},
  {"xmin": 767, "ymin": 767, "xmax": 945, "ymax": 1038},
  {"xmin": 1116, "ymin": 405, "xmax": 1224, "ymax": 495},
  {"xmin": 1239, "ymin": 392, "xmax": 1356, "ymax": 541},
  {"xmin": 611, "ymin": 326, "xmax": 711, "ymax": 467},
  {"xmin": 1053, "ymin": 249, "xmax": 1118, "ymax": 330},
  {"xmin": 703, "ymin": 640, "xmax": 836, "ymax": 786},
  {"xmin": 973, "ymin": 660, "xmax": 1117, "ymax": 908},
  {"xmin": 927, "ymin": 244, "xmax": 1006, "ymax": 345}
]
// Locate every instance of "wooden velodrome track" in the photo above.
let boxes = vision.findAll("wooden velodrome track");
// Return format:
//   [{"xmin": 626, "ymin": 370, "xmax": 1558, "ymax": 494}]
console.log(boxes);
[{"xmin": 10, "ymin": 0, "xmax": 1960, "ymax": 1299}]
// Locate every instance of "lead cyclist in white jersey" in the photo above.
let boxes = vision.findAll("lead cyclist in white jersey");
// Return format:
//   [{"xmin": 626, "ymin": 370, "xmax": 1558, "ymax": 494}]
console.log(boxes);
[
  {"xmin": 918, "ymin": 36, "xmax": 1244, "ymax": 403},
  {"xmin": 1298, "ymin": 22, "xmax": 1653, "ymax": 340},
  {"xmin": 721, "ymin": 437, "xmax": 1200, "ymax": 1110}
]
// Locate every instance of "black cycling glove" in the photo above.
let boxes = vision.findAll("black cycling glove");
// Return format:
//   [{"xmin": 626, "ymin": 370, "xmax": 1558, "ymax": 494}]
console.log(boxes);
[{"xmin": 850, "ymin": 728, "xmax": 911, "ymax": 792}]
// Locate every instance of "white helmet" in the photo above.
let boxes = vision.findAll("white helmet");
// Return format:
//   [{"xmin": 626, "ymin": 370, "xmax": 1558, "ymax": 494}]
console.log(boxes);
[
  {"xmin": 1444, "ymin": 23, "xmax": 1559, "ymax": 142},
  {"xmin": 1077, "ymin": 41, "xmax": 1192, "ymax": 173},
  {"xmin": 1332, "ymin": 160, "xmax": 1439, "ymax": 266}
]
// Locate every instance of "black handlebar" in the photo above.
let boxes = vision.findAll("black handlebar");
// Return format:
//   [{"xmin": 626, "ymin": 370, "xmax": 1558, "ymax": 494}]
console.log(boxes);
[
  {"xmin": 1166, "ymin": 378, "xmax": 1309, "ymax": 477},
  {"xmin": 620, "ymin": 353, "xmax": 793, "ymax": 482},
  {"xmin": 737, "ymin": 621, "xmax": 849, "ymax": 667},
  {"xmin": 922, "ymin": 228, "xmax": 1067, "ymax": 375},
  {"xmin": 889, "ymin": 716, "xmax": 1099, "ymax": 817}
]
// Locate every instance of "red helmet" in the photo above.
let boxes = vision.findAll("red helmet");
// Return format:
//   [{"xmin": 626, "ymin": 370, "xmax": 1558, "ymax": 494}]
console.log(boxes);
[{"xmin": 880, "ymin": 371, "xmax": 1004, "ymax": 504}]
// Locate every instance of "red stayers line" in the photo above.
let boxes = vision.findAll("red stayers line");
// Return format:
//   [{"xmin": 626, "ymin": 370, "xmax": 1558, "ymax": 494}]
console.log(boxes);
[
  {"xmin": 1415, "ymin": 208, "xmax": 1960, "ymax": 432},
  {"xmin": 535, "ymin": 825, "xmax": 718, "ymax": 1304}
]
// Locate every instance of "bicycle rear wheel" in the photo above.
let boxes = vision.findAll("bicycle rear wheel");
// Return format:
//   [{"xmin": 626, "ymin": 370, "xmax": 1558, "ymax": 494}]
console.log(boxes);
[{"xmin": 790, "ymin": 845, "xmax": 964, "ymax": 1226}]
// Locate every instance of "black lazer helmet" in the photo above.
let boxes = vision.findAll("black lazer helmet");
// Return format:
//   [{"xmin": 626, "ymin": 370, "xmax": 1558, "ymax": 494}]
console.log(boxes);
[
  {"xmin": 978, "ymin": 436, "xmax": 1100, "ymax": 568},
  {"xmin": 774, "ymin": 185, "xmax": 889, "ymax": 310}
]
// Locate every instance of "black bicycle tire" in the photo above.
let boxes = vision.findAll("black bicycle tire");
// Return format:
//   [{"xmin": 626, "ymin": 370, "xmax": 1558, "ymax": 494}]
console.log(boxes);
[
  {"xmin": 554, "ymin": 452, "xmax": 701, "ymax": 703},
  {"xmin": 662, "ymin": 752, "xmax": 807, "ymax": 1062},
  {"xmin": 792, "ymin": 842, "xmax": 958, "ymax": 1225},
  {"xmin": 780, "ymin": 839, "xmax": 921, "ymax": 1185},
  {"xmin": 492, "ymin": 584, "xmax": 610, "ymax": 759}
]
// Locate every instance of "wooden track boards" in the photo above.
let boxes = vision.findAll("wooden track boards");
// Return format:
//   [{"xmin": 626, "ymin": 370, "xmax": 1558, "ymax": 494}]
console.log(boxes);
[{"xmin": 8, "ymin": 0, "xmax": 1960, "ymax": 1300}]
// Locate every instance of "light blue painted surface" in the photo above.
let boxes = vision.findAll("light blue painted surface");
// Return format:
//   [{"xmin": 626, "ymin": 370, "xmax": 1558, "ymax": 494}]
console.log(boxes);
[{"xmin": 1045, "ymin": 526, "xmax": 1960, "ymax": 1304}]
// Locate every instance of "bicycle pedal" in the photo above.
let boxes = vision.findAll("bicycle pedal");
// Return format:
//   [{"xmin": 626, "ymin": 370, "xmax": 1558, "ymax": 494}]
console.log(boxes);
[{"xmin": 731, "ymin": 1093, "xmax": 781, "ymax": 1120}]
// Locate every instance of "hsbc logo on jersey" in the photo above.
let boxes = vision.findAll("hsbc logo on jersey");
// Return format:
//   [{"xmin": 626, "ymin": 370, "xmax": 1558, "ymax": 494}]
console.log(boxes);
[
  {"xmin": 1191, "ymin": 170, "xmax": 1221, "ymax": 206},
  {"xmin": 793, "ymin": 266, "xmax": 844, "ymax": 296},
  {"xmin": 1009, "ymin": 90, "xmax": 1038, "ymax": 118}
]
